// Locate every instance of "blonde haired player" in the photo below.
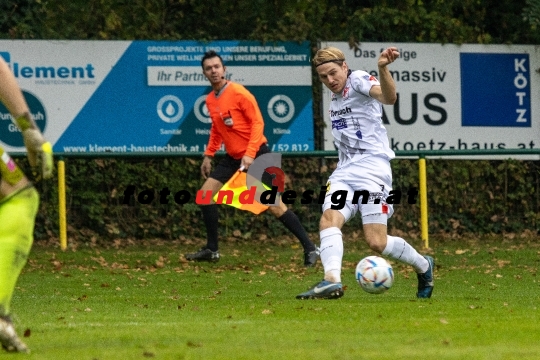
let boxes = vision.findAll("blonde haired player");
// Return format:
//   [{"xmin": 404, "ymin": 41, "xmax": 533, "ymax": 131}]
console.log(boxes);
[
  {"xmin": 0, "ymin": 56, "xmax": 53, "ymax": 352},
  {"xmin": 296, "ymin": 46, "xmax": 434, "ymax": 299}
]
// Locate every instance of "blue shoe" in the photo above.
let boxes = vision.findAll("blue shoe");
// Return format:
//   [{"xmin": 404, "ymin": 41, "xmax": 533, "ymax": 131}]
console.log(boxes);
[
  {"xmin": 296, "ymin": 280, "xmax": 343, "ymax": 300},
  {"xmin": 417, "ymin": 255, "xmax": 434, "ymax": 298}
]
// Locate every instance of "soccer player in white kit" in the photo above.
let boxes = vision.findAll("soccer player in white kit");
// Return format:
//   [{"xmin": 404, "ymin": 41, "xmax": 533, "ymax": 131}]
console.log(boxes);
[{"xmin": 296, "ymin": 46, "xmax": 434, "ymax": 299}]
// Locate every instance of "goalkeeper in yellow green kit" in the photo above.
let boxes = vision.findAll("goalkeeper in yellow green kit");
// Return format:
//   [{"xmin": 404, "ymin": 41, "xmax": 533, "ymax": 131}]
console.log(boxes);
[{"xmin": 0, "ymin": 56, "xmax": 53, "ymax": 353}]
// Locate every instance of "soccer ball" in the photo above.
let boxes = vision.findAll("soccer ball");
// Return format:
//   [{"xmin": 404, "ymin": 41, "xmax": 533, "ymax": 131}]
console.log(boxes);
[{"xmin": 355, "ymin": 256, "xmax": 394, "ymax": 294}]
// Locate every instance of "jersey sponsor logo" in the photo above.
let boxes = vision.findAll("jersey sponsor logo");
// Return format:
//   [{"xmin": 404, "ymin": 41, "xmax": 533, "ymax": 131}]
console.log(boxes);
[
  {"xmin": 332, "ymin": 118, "xmax": 348, "ymax": 130},
  {"xmin": 329, "ymin": 107, "xmax": 351, "ymax": 117},
  {"xmin": 342, "ymin": 86, "xmax": 350, "ymax": 99}
]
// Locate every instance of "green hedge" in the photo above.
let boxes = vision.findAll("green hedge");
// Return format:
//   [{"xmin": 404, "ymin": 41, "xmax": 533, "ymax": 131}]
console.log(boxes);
[
  {"xmin": 28, "ymin": 156, "xmax": 540, "ymax": 242},
  {"xmin": 3, "ymin": 0, "xmax": 539, "ymax": 242}
]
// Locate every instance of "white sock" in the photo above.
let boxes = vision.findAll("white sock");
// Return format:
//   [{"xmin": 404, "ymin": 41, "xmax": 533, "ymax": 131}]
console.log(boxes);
[
  {"xmin": 319, "ymin": 227, "xmax": 343, "ymax": 283},
  {"xmin": 382, "ymin": 235, "xmax": 429, "ymax": 273}
]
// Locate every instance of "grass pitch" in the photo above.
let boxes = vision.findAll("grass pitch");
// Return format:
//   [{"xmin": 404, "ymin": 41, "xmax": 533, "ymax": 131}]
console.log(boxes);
[{"xmin": 11, "ymin": 235, "xmax": 540, "ymax": 359}]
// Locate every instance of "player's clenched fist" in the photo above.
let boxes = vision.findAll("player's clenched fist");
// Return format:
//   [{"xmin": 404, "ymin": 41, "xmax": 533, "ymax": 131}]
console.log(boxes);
[{"xmin": 378, "ymin": 47, "xmax": 400, "ymax": 68}]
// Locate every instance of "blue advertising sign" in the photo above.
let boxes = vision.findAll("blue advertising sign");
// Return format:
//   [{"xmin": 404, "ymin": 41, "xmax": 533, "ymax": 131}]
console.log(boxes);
[
  {"xmin": 460, "ymin": 53, "xmax": 531, "ymax": 127},
  {"xmin": 0, "ymin": 40, "xmax": 313, "ymax": 153},
  {"xmin": 55, "ymin": 41, "xmax": 313, "ymax": 153}
]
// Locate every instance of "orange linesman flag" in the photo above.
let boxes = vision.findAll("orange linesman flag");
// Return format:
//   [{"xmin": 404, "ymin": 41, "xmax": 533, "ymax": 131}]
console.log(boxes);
[{"xmin": 213, "ymin": 170, "xmax": 269, "ymax": 214}]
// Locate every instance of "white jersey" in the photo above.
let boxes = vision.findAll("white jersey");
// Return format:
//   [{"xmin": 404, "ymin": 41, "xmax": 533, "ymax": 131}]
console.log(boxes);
[{"xmin": 328, "ymin": 70, "xmax": 395, "ymax": 166}]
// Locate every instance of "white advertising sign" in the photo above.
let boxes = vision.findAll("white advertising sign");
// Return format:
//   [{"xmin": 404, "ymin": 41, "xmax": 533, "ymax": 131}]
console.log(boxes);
[{"xmin": 320, "ymin": 42, "xmax": 540, "ymax": 159}]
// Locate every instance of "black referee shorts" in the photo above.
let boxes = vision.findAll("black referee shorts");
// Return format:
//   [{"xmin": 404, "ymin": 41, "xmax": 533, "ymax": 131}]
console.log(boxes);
[{"xmin": 209, "ymin": 144, "xmax": 271, "ymax": 184}]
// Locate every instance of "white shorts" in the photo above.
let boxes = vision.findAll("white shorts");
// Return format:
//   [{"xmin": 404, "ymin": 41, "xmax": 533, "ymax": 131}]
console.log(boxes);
[{"xmin": 322, "ymin": 156, "xmax": 394, "ymax": 225}]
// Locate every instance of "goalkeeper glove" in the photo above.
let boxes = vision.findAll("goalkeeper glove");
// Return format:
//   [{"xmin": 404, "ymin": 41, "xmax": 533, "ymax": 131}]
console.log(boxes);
[{"xmin": 15, "ymin": 114, "xmax": 54, "ymax": 180}]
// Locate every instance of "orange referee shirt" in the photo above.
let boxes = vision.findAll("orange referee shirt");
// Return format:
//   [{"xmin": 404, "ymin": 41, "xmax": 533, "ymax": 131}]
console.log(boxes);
[{"xmin": 203, "ymin": 82, "xmax": 267, "ymax": 159}]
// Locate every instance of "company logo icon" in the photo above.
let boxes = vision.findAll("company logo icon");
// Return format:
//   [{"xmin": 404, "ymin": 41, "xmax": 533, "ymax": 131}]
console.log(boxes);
[
  {"xmin": 342, "ymin": 86, "xmax": 350, "ymax": 99},
  {"xmin": 267, "ymin": 95, "xmax": 294, "ymax": 123},
  {"xmin": 331, "ymin": 119, "xmax": 347, "ymax": 130},
  {"xmin": 0, "ymin": 90, "xmax": 46, "ymax": 147},
  {"xmin": 194, "ymin": 95, "xmax": 211, "ymax": 124},
  {"xmin": 157, "ymin": 95, "xmax": 184, "ymax": 123}
]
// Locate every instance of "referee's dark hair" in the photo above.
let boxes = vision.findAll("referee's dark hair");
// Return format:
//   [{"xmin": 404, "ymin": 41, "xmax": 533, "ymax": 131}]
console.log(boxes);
[{"xmin": 201, "ymin": 50, "xmax": 224, "ymax": 68}]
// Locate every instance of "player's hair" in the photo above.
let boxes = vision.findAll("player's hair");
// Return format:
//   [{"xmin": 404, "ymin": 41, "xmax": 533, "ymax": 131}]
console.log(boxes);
[
  {"xmin": 313, "ymin": 47, "xmax": 346, "ymax": 67},
  {"xmin": 201, "ymin": 50, "xmax": 224, "ymax": 69}
]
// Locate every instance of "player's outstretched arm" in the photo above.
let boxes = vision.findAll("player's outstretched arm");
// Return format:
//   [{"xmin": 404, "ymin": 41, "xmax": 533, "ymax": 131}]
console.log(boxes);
[
  {"xmin": 0, "ymin": 58, "xmax": 53, "ymax": 179},
  {"xmin": 370, "ymin": 47, "xmax": 399, "ymax": 105}
]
